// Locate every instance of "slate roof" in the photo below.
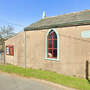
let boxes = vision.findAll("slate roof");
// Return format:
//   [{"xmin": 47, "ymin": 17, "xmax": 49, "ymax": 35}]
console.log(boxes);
[{"xmin": 24, "ymin": 10, "xmax": 90, "ymax": 31}]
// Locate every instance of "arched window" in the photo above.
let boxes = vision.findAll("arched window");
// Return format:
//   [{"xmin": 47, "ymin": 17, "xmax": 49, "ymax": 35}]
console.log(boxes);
[
  {"xmin": 48, "ymin": 30, "xmax": 57, "ymax": 58},
  {"xmin": 45, "ymin": 29, "xmax": 59, "ymax": 61}
]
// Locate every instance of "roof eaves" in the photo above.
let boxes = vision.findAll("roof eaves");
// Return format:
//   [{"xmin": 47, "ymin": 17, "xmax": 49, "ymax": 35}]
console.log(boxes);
[{"xmin": 24, "ymin": 20, "xmax": 90, "ymax": 31}]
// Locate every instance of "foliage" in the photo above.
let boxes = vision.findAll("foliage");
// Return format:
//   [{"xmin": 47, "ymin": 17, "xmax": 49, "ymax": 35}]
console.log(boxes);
[
  {"xmin": 0, "ymin": 64, "xmax": 90, "ymax": 90},
  {"xmin": 0, "ymin": 25, "xmax": 16, "ymax": 52},
  {"xmin": 0, "ymin": 25, "xmax": 16, "ymax": 39}
]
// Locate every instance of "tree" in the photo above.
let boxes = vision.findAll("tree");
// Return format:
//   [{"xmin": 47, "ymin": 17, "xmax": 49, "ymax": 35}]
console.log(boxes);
[
  {"xmin": 0, "ymin": 25, "xmax": 16, "ymax": 52},
  {"xmin": 0, "ymin": 25, "xmax": 16, "ymax": 39}
]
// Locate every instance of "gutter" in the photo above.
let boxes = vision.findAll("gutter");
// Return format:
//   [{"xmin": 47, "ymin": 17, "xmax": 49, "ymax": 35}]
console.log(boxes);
[{"xmin": 24, "ymin": 31, "xmax": 26, "ymax": 68}]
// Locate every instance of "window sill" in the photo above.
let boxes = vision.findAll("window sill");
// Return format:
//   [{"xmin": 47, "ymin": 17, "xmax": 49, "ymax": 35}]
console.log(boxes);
[
  {"xmin": 45, "ymin": 58, "xmax": 59, "ymax": 61},
  {"xmin": 6, "ymin": 54, "xmax": 14, "ymax": 56}
]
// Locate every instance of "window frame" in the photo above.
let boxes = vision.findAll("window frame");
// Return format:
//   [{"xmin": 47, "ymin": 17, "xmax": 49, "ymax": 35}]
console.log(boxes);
[
  {"xmin": 47, "ymin": 30, "xmax": 57, "ymax": 58},
  {"xmin": 6, "ymin": 45, "xmax": 14, "ymax": 56},
  {"xmin": 45, "ymin": 29, "xmax": 59, "ymax": 61}
]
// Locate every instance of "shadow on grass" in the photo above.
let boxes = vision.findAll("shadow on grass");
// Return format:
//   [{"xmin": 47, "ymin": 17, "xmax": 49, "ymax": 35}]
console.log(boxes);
[{"xmin": 87, "ymin": 79, "xmax": 90, "ymax": 84}]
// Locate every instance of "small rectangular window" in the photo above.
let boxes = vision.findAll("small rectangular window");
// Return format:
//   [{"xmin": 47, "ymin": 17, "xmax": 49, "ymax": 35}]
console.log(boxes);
[{"xmin": 6, "ymin": 45, "xmax": 14, "ymax": 56}]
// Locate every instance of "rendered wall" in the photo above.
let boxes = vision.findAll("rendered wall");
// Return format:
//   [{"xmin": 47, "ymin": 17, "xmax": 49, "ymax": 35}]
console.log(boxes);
[
  {"xmin": 5, "ymin": 31, "xmax": 25, "ymax": 67},
  {"xmin": 5, "ymin": 25, "xmax": 90, "ymax": 78},
  {"xmin": 25, "ymin": 25, "xmax": 90, "ymax": 78}
]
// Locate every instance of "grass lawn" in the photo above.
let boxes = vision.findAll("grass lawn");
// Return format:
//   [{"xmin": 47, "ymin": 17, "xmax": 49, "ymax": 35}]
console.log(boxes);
[{"xmin": 0, "ymin": 64, "xmax": 90, "ymax": 90}]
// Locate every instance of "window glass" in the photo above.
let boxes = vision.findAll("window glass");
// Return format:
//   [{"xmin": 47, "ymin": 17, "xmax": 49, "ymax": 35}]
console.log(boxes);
[
  {"xmin": 53, "ymin": 40, "xmax": 57, "ymax": 48},
  {"xmin": 47, "ymin": 30, "xmax": 57, "ymax": 58},
  {"xmin": 48, "ymin": 49, "xmax": 52, "ymax": 58},
  {"xmin": 10, "ymin": 47, "xmax": 13, "ymax": 55},
  {"xmin": 53, "ymin": 49, "xmax": 57, "ymax": 57},
  {"xmin": 6, "ymin": 47, "xmax": 9, "ymax": 54},
  {"xmin": 53, "ymin": 32, "xmax": 57, "ymax": 39},
  {"xmin": 48, "ymin": 34, "xmax": 52, "ymax": 39},
  {"xmin": 48, "ymin": 40, "xmax": 52, "ymax": 48}
]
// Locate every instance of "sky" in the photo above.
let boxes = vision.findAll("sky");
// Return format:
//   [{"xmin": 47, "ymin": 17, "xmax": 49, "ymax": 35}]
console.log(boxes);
[{"xmin": 0, "ymin": 0, "xmax": 90, "ymax": 33}]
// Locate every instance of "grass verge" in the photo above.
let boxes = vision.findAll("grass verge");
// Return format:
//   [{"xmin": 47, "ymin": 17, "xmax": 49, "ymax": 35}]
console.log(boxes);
[{"xmin": 0, "ymin": 64, "xmax": 90, "ymax": 90}]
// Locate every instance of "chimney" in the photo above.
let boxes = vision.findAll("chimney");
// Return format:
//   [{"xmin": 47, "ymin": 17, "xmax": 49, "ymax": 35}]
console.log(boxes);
[{"xmin": 42, "ymin": 11, "xmax": 46, "ymax": 19}]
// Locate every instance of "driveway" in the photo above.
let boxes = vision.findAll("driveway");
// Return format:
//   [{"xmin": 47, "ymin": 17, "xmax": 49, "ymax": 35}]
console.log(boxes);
[{"xmin": 0, "ymin": 72, "xmax": 75, "ymax": 90}]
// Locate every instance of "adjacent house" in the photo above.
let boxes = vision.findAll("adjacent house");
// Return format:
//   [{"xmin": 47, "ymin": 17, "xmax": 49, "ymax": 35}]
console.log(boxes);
[{"xmin": 5, "ymin": 10, "xmax": 90, "ymax": 78}]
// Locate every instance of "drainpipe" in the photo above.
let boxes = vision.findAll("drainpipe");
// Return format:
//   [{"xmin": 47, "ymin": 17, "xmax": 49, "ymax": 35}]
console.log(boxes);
[
  {"xmin": 24, "ymin": 31, "xmax": 26, "ymax": 68},
  {"xmin": 3, "ymin": 41, "xmax": 5, "ymax": 64}
]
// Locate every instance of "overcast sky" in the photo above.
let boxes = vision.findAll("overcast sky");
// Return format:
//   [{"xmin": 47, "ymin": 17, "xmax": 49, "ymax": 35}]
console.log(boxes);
[{"xmin": 0, "ymin": 0, "xmax": 90, "ymax": 32}]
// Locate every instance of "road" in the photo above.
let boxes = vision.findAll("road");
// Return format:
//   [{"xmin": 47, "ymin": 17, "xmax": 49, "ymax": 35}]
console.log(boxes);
[{"xmin": 0, "ymin": 72, "xmax": 75, "ymax": 90}]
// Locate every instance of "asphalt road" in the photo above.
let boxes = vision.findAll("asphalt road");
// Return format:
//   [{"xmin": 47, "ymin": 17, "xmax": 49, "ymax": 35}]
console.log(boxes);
[{"xmin": 0, "ymin": 72, "xmax": 74, "ymax": 90}]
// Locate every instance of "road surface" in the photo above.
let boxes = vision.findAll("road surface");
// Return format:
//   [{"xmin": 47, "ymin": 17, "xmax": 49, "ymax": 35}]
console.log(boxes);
[{"xmin": 0, "ymin": 72, "xmax": 75, "ymax": 90}]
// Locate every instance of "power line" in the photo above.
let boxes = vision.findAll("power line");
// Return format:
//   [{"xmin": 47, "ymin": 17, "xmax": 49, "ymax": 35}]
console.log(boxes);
[
  {"xmin": 0, "ymin": 19, "xmax": 26, "ymax": 27},
  {"xmin": 8, "ymin": 22, "xmax": 25, "ymax": 27}
]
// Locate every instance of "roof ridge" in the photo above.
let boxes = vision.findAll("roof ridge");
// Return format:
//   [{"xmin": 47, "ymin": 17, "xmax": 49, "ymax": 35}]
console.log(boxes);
[
  {"xmin": 24, "ymin": 9, "xmax": 90, "ymax": 31},
  {"xmin": 42, "ymin": 9, "xmax": 90, "ymax": 20}
]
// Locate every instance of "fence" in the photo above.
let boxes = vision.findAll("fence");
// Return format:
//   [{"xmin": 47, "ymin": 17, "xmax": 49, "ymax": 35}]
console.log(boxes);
[{"xmin": 0, "ymin": 52, "xmax": 5, "ymax": 64}]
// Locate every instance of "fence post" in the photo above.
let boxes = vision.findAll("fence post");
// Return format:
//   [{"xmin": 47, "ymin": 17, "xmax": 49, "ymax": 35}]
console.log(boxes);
[{"xmin": 86, "ymin": 60, "xmax": 89, "ymax": 80}]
